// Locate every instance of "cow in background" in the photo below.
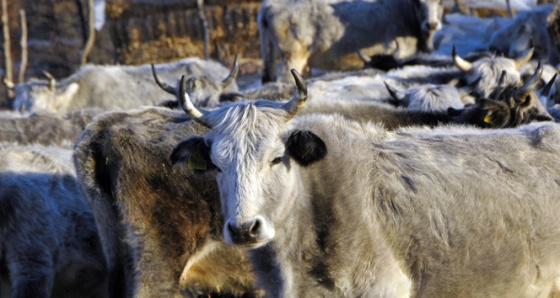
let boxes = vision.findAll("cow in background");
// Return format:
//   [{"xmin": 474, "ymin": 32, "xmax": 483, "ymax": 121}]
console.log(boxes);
[
  {"xmin": 0, "ymin": 108, "xmax": 101, "ymax": 146},
  {"xmin": 383, "ymin": 82, "xmax": 469, "ymax": 111},
  {"xmin": 452, "ymin": 46, "xmax": 534, "ymax": 97},
  {"xmin": 0, "ymin": 144, "xmax": 107, "ymax": 298},
  {"xmin": 152, "ymin": 55, "xmax": 242, "ymax": 109},
  {"xmin": 488, "ymin": 4, "xmax": 554, "ymax": 59},
  {"xmin": 259, "ymin": 0, "xmax": 444, "ymax": 82},
  {"xmin": 13, "ymin": 57, "xmax": 238, "ymax": 114}
]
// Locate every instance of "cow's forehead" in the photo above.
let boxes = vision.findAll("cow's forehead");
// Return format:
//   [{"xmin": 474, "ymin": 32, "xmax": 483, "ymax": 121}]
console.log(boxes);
[{"xmin": 205, "ymin": 101, "xmax": 292, "ymax": 155}]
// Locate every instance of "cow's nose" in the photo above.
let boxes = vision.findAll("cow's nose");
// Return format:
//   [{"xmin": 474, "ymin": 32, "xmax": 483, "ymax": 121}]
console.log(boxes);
[
  {"xmin": 427, "ymin": 21, "xmax": 439, "ymax": 31},
  {"xmin": 227, "ymin": 218, "xmax": 262, "ymax": 244}
]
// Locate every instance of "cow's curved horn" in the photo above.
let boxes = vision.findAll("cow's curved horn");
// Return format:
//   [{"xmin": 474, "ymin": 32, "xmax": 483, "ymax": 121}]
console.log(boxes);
[
  {"xmin": 221, "ymin": 54, "xmax": 239, "ymax": 89},
  {"xmin": 514, "ymin": 48, "xmax": 534, "ymax": 69},
  {"xmin": 384, "ymin": 81, "xmax": 404, "ymax": 101},
  {"xmin": 43, "ymin": 70, "xmax": 56, "ymax": 91},
  {"xmin": 151, "ymin": 63, "xmax": 176, "ymax": 95},
  {"xmin": 283, "ymin": 69, "xmax": 308, "ymax": 117},
  {"xmin": 494, "ymin": 70, "xmax": 507, "ymax": 100},
  {"xmin": 542, "ymin": 73, "xmax": 558, "ymax": 98},
  {"xmin": 516, "ymin": 61, "xmax": 542, "ymax": 97},
  {"xmin": 357, "ymin": 49, "xmax": 371, "ymax": 63},
  {"xmin": 452, "ymin": 45, "xmax": 472, "ymax": 72},
  {"xmin": 393, "ymin": 41, "xmax": 400, "ymax": 59},
  {"xmin": 179, "ymin": 75, "xmax": 211, "ymax": 127},
  {"xmin": 3, "ymin": 77, "xmax": 14, "ymax": 90},
  {"xmin": 497, "ymin": 70, "xmax": 507, "ymax": 87}
]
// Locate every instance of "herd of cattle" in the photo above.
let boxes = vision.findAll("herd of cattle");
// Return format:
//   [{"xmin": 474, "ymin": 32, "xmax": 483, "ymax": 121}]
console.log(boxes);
[{"xmin": 2, "ymin": 0, "xmax": 560, "ymax": 297}]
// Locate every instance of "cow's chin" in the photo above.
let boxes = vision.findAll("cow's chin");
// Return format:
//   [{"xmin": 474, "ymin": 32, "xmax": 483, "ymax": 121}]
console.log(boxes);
[
  {"xmin": 421, "ymin": 32, "xmax": 436, "ymax": 53},
  {"xmin": 224, "ymin": 237, "xmax": 274, "ymax": 249},
  {"xmin": 237, "ymin": 239, "xmax": 272, "ymax": 249}
]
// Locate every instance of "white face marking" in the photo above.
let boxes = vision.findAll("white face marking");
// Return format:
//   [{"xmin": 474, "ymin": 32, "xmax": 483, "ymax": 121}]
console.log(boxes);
[
  {"xmin": 419, "ymin": 0, "xmax": 443, "ymax": 33},
  {"xmin": 203, "ymin": 102, "xmax": 296, "ymax": 246}
]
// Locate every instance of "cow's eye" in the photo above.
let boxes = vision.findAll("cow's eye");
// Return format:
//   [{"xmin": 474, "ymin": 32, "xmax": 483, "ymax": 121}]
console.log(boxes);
[{"xmin": 271, "ymin": 157, "xmax": 283, "ymax": 166}]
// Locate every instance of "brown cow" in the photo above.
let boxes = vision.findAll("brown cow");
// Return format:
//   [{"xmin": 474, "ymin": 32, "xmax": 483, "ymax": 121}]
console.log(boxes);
[{"xmin": 73, "ymin": 107, "xmax": 261, "ymax": 298}]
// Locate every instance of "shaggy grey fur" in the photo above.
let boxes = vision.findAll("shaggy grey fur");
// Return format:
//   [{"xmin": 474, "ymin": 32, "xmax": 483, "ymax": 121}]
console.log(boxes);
[{"xmin": 0, "ymin": 109, "xmax": 101, "ymax": 146}]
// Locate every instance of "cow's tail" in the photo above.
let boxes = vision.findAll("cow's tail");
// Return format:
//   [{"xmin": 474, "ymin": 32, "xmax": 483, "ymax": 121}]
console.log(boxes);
[
  {"xmin": 74, "ymin": 125, "xmax": 132, "ymax": 298},
  {"xmin": 258, "ymin": 3, "xmax": 277, "ymax": 83}
]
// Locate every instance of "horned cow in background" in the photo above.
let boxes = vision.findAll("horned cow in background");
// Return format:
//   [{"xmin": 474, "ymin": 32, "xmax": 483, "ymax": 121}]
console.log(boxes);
[
  {"xmin": 383, "ymin": 82, "xmax": 469, "ymax": 111},
  {"xmin": 452, "ymin": 45, "xmax": 534, "ymax": 97},
  {"xmin": 152, "ymin": 55, "xmax": 241, "ymax": 109},
  {"xmin": 258, "ymin": 0, "xmax": 444, "ymax": 82},
  {"xmin": 13, "ymin": 57, "xmax": 239, "ymax": 114},
  {"xmin": 0, "ymin": 144, "xmax": 107, "ymax": 298}
]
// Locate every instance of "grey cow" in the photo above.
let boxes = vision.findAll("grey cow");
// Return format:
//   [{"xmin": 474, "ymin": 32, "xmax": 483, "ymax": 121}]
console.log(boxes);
[
  {"xmin": 259, "ymin": 0, "xmax": 444, "ymax": 82},
  {"xmin": 172, "ymin": 70, "xmax": 560, "ymax": 297},
  {"xmin": 0, "ymin": 144, "xmax": 107, "ymax": 298},
  {"xmin": 13, "ymin": 57, "xmax": 238, "ymax": 114}
]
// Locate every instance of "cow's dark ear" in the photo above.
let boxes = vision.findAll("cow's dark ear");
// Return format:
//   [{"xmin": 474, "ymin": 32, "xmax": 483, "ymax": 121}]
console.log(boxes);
[
  {"xmin": 156, "ymin": 99, "xmax": 179, "ymax": 109},
  {"xmin": 480, "ymin": 99, "xmax": 511, "ymax": 127},
  {"xmin": 286, "ymin": 130, "xmax": 327, "ymax": 166},
  {"xmin": 170, "ymin": 136, "xmax": 215, "ymax": 171},
  {"xmin": 219, "ymin": 92, "xmax": 244, "ymax": 103},
  {"xmin": 534, "ymin": 113, "xmax": 554, "ymax": 122},
  {"xmin": 447, "ymin": 107, "xmax": 463, "ymax": 117}
]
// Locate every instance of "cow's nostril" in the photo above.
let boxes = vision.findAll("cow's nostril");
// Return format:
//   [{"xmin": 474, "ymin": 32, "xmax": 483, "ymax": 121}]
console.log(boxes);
[
  {"xmin": 227, "ymin": 222, "xmax": 237, "ymax": 237},
  {"xmin": 249, "ymin": 219, "xmax": 261, "ymax": 237},
  {"xmin": 428, "ymin": 22, "xmax": 439, "ymax": 31}
]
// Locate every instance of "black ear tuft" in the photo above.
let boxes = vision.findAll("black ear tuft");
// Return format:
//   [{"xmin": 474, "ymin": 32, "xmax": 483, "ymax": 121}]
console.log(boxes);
[
  {"xmin": 286, "ymin": 130, "xmax": 327, "ymax": 166},
  {"xmin": 219, "ymin": 92, "xmax": 244, "ymax": 103},
  {"xmin": 447, "ymin": 107, "xmax": 463, "ymax": 117},
  {"xmin": 170, "ymin": 136, "xmax": 215, "ymax": 171},
  {"xmin": 156, "ymin": 100, "xmax": 179, "ymax": 109}
]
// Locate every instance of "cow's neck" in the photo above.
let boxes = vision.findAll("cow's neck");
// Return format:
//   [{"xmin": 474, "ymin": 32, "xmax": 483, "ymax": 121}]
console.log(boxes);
[
  {"xmin": 252, "ymin": 171, "xmax": 329, "ymax": 297},
  {"xmin": 264, "ymin": 152, "xmax": 406, "ymax": 296}
]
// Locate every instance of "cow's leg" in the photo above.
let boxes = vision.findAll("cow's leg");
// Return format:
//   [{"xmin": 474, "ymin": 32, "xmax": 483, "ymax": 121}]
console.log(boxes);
[
  {"xmin": 259, "ymin": 18, "xmax": 277, "ymax": 83},
  {"xmin": 1, "ymin": 275, "xmax": 10, "ymax": 297},
  {"xmin": 6, "ymin": 248, "xmax": 55, "ymax": 298}
]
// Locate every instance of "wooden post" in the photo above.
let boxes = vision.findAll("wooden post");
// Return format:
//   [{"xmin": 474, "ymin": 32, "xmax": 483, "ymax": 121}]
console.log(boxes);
[
  {"xmin": 451, "ymin": 0, "xmax": 469, "ymax": 15},
  {"xmin": 81, "ymin": 0, "xmax": 95, "ymax": 65},
  {"xmin": 2, "ymin": 0, "xmax": 14, "ymax": 100},
  {"xmin": 18, "ymin": 9, "xmax": 27, "ymax": 84},
  {"xmin": 197, "ymin": 0, "xmax": 209, "ymax": 60},
  {"xmin": 506, "ymin": 0, "xmax": 514, "ymax": 18}
]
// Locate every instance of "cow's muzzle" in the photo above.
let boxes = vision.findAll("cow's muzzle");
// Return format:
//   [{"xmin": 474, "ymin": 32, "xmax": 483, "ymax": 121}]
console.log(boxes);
[
  {"xmin": 224, "ymin": 216, "xmax": 274, "ymax": 246},
  {"xmin": 422, "ymin": 21, "xmax": 441, "ymax": 33}
]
